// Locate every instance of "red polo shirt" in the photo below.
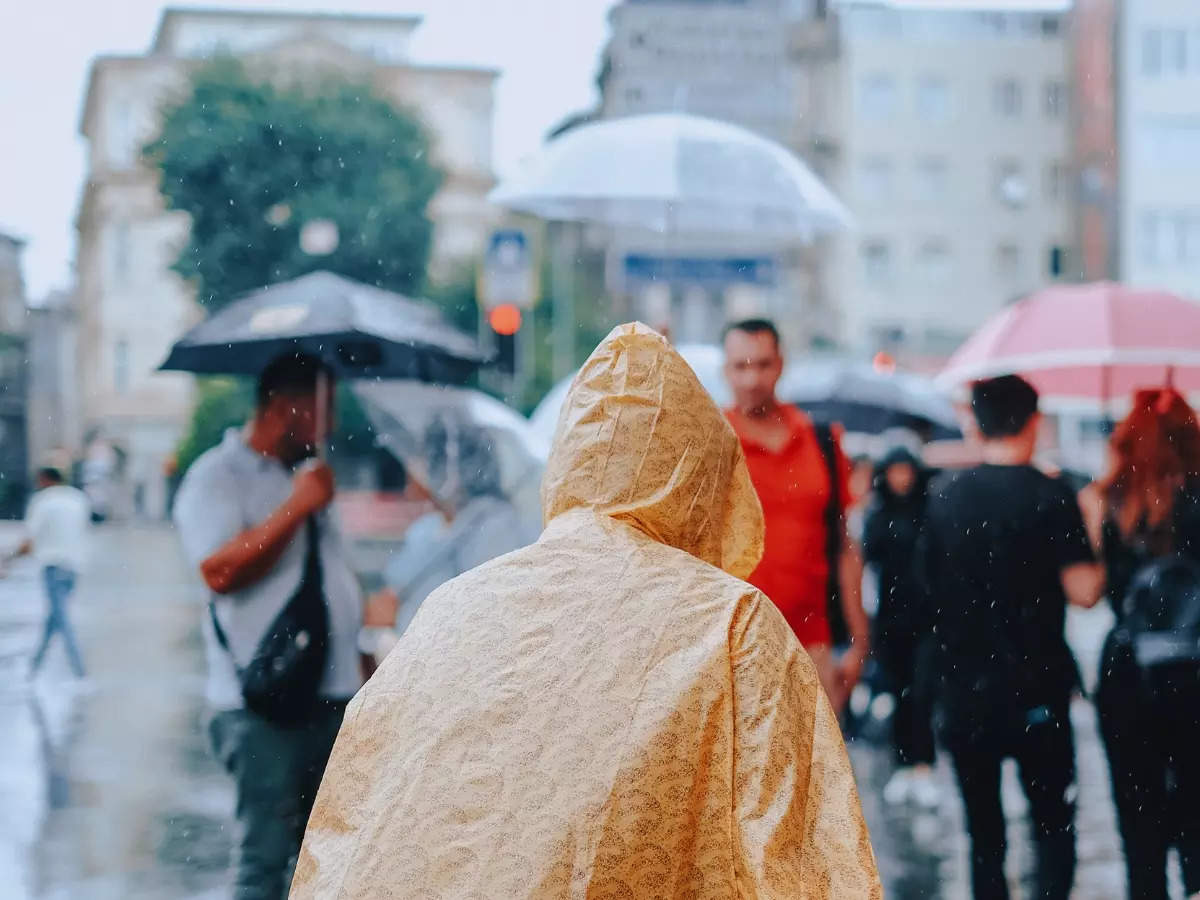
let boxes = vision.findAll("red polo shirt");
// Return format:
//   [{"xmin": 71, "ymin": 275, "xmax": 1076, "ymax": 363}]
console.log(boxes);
[{"xmin": 727, "ymin": 406, "xmax": 850, "ymax": 648}]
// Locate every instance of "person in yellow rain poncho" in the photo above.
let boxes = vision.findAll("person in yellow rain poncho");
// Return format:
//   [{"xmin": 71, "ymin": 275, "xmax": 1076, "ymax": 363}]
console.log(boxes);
[{"xmin": 291, "ymin": 323, "xmax": 881, "ymax": 899}]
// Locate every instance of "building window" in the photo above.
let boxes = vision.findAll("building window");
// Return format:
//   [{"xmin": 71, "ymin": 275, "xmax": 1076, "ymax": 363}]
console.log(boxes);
[
  {"xmin": 860, "ymin": 73, "xmax": 897, "ymax": 121},
  {"xmin": 1165, "ymin": 29, "xmax": 1188, "ymax": 74},
  {"xmin": 1044, "ymin": 162, "xmax": 1068, "ymax": 202},
  {"xmin": 1041, "ymin": 16, "xmax": 1061, "ymax": 37},
  {"xmin": 113, "ymin": 222, "xmax": 131, "ymax": 283},
  {"xmin": 916, "ymin": 75, "xmax": 950, "ymax": 122},
  {"xmin": 624, "ymin": 87, "xmax": 644, "ymax": 106},
  {"xmin": 915, "ymin": 157, "xmax": 949, "ymax": 202},
  {"xmin": 1044, "ymin": 80, "xmax": 1066, "ymax": 118},
  {"xmin": 1141, "ymin": 212, "xmax": 1200, "ymax": 264},
  {"xmin": 1048, "ymin": 245, "xmax": 1068, "ymax": 279},
  {"xmin": 860, "ymin": 157, "xmax": 894, "ymax": 203},
  {"xmin": 915, "ymin": 240, "xmax": 953, "ymax": 285},
  {"xmin": 994, "ymin": 79, "xmax": 1023, "ymax": 117},
  {"xmin": 995, "ymin": 159, "xmax": 1030, "ymax": 208},
  {"xmin": 1143, "ymin": 29, "xmax": 1162, "ymax": 77},
  {"xmin": 997, "ymin": 243, "xmax": 1022, "ymax": 279},
  {"xmin": 1139, "ymin": 212, "xmax": 1163, "ymax": 265},
  {"xmin": 862, "ymin": 240, "xmax": 892, "ymax": 286},
  {"xmin": 114, "ymin": 339, "xmax": 130, "ymax": 394},
  {"xmin": 1171, "ymin": 213, "xmax": 1192, "ymax": 262}
]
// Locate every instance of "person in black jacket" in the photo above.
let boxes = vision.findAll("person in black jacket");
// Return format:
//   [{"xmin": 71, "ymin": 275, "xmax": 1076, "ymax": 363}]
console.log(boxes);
[{"xmin": 863, "ymin": 446, "xmax": 939, "ymax": 808}]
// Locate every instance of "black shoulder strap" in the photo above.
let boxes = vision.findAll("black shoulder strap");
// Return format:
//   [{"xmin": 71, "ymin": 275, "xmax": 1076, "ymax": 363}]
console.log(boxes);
[
  {"xmin": 813, "ymin": 422, "xmax": 844, "ymax": 557},
  {"xmin": 813, "ymin": 421, "xmax": 849, "ymax": 646},
  {"xmin": 208, "ymin": 516, "xmax": 320, "ymax": 657}
]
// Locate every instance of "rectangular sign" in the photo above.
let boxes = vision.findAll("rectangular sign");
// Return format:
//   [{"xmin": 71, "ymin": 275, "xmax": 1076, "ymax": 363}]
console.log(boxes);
[
  {"xmin": 622, "ymin": 254, "xmax": 778, "ymax": 287},
  {"xmin": 479, "ymin": 228, "xmax": 537, "ymax": 309}
]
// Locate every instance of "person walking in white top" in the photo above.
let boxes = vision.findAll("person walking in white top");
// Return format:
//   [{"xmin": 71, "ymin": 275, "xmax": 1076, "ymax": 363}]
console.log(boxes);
[{"xmin": 4, "ymin": 466, "xmax": 92, "ymax": 678}]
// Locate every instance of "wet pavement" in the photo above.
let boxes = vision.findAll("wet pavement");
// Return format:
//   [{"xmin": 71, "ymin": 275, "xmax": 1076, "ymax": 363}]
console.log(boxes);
[
  {"xmin": 0, "ymin": 523, "xmax": 231, "ymax": 900},
  {"xmin": 0, "ymin": 523, "xmax": 1161, "ymax": 898}
]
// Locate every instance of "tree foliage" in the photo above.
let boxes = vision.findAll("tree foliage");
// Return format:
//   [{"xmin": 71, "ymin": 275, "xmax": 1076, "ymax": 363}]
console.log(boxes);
[
  {"xmin": 147, "ymin": 58, "xmax": 449, "ymax": 472},
  {"xmin": 173, "ymin": 378, "xmax": 252, "ymax": 477},
  {"xmin": 145, "ymin": 56, "xmax": 443, "ymax": 311}
]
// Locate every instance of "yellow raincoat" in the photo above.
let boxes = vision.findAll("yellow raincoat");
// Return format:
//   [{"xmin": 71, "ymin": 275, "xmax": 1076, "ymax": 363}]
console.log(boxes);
[{"xmin": 292, "ymin": 324, "xmax": 880, "ymax": 899}]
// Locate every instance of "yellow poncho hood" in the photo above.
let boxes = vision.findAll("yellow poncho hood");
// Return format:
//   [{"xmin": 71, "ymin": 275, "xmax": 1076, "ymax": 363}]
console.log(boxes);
[{"xmin": 292, "ymin": 324, "xmax": 880, "ymax": 899}]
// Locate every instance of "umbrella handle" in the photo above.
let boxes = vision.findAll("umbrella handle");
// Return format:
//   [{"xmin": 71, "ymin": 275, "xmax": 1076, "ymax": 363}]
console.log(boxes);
[{"xmin": 316, "ymin": 369, "xmax": 329, "ymax": 461}]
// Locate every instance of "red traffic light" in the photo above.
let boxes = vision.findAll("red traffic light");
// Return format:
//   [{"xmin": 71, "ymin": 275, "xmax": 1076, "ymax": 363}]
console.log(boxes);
[{"xmin": 488, "ymin": 304, "xmax": 522, "ymax": 336}]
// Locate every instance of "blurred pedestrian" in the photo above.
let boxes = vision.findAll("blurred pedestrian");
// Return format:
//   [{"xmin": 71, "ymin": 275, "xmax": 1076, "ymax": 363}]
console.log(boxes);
[
  {"xmin": 723, "ymin": 319, "xmax": 870, "ymax": 713},
  {"xmin": 922, "ymin": 375, "xmax": 1104, "ymax": 900},
  {"xmin": 3, "ymin": 465, "xmax": 91, "ymax": 679},
  {"xmin": 292, "ymin": 324, "xmax": 881, "ymax": 898},
  {"xmin": 381, "ymin": 423, "xmax": 531, "ymax": 639},
  {"xmin": 1079, "ymin": 388, "xmax": 1200, "ymax": 900},
  {"xmin": 862, "ymin": 447, "xmax": 938, "ymax": 808},
  {"xmin": 172, "ymin": 353, "xmax": 396, "ymax": 900}
]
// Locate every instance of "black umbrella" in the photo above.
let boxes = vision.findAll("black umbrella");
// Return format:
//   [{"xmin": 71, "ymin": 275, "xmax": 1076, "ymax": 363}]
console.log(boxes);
[
  {"xmin": 779, "ymin": 359, "xmax": 962, "ymax": 439},
  {"xmin": 159, "ymin": 271, "xmax": 487, "ymax": 383}
]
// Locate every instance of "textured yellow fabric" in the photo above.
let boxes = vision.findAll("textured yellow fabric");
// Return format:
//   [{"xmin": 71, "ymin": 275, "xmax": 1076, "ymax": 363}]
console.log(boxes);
[{"xmin": 291, "ymin": 323, "xmax": 881, "ymax": 899}]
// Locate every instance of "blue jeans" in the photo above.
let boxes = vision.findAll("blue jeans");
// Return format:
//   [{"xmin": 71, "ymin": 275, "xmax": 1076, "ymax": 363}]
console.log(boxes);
[{"xmin": 31, "ymin": 565, "xmax": 85, "ymax": 677}]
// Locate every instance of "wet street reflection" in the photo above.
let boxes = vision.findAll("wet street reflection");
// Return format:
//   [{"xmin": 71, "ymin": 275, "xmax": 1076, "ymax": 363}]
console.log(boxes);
[{"xmin": 0, "ymin": 524, "xmax": 232, "ymax": 899}]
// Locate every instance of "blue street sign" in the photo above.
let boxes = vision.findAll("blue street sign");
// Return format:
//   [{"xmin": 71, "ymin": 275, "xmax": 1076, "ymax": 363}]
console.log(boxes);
[
  {"xmin": 623, "ymin": 254, "xmax": 778, "ymax": 287},
  {"xmin": 480, "ymin": 228, "xmax": 537, "ymax": 309}
]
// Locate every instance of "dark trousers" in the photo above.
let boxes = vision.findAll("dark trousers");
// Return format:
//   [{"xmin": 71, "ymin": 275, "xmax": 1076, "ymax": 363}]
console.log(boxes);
[
  {"xmin": 1097, "ymin": 635, "xmax": 1200, "ymax": 900},
  {"xmin": 944, "ymin": 703, "xmax": 1077, "ymax": 900},
  {"xmin": 876, "ymin": 624, "xmax": 936, "ymax": 766},
  {"xmin": 31, "ymin": 566, "xmax": 85, "ymax": 677},
  {"xmin": 210, "ymin": 700, "xmax": 346, "ymax": 900}
]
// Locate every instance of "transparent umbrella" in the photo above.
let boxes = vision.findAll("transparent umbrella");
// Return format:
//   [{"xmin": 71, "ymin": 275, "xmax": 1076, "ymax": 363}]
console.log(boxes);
[
  {"xmin": 353, "ymin": 380, "xmax": 546, "ymax": 635},
  {"xmin": 490, "ymin": 113, "xmax": 852, "ymax": 239}
]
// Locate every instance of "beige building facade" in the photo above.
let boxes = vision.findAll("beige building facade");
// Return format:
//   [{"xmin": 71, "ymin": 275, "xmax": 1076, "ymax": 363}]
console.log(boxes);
[
  {"xmin": 828, "ymin": 0, "xmax": 1074, "ymax": 357},
  {"xmin": 75, "ymin": 8, "xmax": 498, "ymax": 518}
]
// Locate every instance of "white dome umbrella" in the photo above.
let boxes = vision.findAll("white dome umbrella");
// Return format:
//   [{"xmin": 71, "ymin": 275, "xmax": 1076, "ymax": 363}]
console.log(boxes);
[{"xmin": 489, "ymin": 113, "xmax": 852, "ymax": 239}]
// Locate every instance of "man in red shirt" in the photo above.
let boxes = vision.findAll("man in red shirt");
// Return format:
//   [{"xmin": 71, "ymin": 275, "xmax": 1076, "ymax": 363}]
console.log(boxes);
[{"xmin": 724, "ymin": 319, "xmax": 869, "ymax": 711}]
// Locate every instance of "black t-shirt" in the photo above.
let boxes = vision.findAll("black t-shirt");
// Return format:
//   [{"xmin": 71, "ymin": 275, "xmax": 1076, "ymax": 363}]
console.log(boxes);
[{"xmin": 922, "ymin": 464, "xmax": 1095, "ymax": 727}]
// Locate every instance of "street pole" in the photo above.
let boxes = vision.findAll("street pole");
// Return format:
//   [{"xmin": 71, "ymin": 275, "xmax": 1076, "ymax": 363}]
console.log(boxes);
[{"xmin": 551, "ymin": 221, "xmax": 576, "ymax": 382}]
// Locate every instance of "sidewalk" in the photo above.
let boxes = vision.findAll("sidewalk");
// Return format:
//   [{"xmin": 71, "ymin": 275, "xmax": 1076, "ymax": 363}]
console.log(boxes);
[{"xmin": 0, "ymin": 523, "xmax": 231, "ymax": 900}]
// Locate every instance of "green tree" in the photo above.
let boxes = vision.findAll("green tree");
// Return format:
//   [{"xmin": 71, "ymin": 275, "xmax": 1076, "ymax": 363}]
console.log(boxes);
[
  {"xmin": 147, "ymin": 58, "xmax": 446, "ymax": 472},
  {"xmin": 145, "ymin": 57, "xmax": 443, "ymax": 311},
  {"xmin": 173, "ymin": 377, "xmax": 252, "ymax": 477}
]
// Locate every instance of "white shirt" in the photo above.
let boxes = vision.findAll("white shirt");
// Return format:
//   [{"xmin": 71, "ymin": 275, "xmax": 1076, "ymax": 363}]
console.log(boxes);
[
  {"xmin": 173, "ymin": 430, "xmax": 364, "ymax": 711},
  {"xmin": 25, "ymin": 485, "xmax": 91, "ymax": 571}
]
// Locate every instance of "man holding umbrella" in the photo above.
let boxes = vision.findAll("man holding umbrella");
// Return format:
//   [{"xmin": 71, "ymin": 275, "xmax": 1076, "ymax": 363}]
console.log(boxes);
[{"xmin": 173, "ymin": 353, "xmax": 395, "ymax": 900}]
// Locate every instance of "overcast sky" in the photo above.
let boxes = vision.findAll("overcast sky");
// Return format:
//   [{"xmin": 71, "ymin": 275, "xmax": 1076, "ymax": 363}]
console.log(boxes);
[{"xmin": 0, "ymin": 0, "xmax": 615, "ymax": 299}]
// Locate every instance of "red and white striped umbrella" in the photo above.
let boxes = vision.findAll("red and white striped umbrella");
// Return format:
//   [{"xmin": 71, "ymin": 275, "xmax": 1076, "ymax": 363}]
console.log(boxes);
[{"xmin": 938, "ymin": 282, "xmax": 1200, "ymax": 405}]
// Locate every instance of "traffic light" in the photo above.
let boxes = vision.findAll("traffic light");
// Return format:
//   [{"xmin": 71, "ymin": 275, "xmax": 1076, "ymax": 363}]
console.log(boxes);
[{"xmin": 488, "ymin": 304, "xmax": 522, "ymax": 375}]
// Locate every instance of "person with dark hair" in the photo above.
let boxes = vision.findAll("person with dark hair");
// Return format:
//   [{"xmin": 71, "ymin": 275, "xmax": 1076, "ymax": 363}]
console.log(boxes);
[
  {"xmin": 921, "ymin": 374, "xmax": 1104, "ymax": 899},
  {"xmin": 3, "ymin": 464, "xmax": 92, "ymax": 678},
  {"xmin": 172, "ymin": 353, "xmax": 396, "ymax": 900},
  {"xmin": 862, "ymin": 446, "xmax": 938, "ymax": 808},
  {"xmin": 722, "ymin": 319, "xmax": 870, "ymax": 713},
  {"xmin": 1078, "ymin": 388, "xmax": 1200, "ymax": 899}
]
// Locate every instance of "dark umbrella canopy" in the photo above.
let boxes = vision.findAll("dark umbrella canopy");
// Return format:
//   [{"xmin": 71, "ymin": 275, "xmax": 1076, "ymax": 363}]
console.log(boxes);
[
  {"xmin": 160, "ymin": 271, "xmax": 488, "ymax": 383},
  {"xmin": 780, "ymin": 360, "xmax": 962, "ymax": 439}
]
